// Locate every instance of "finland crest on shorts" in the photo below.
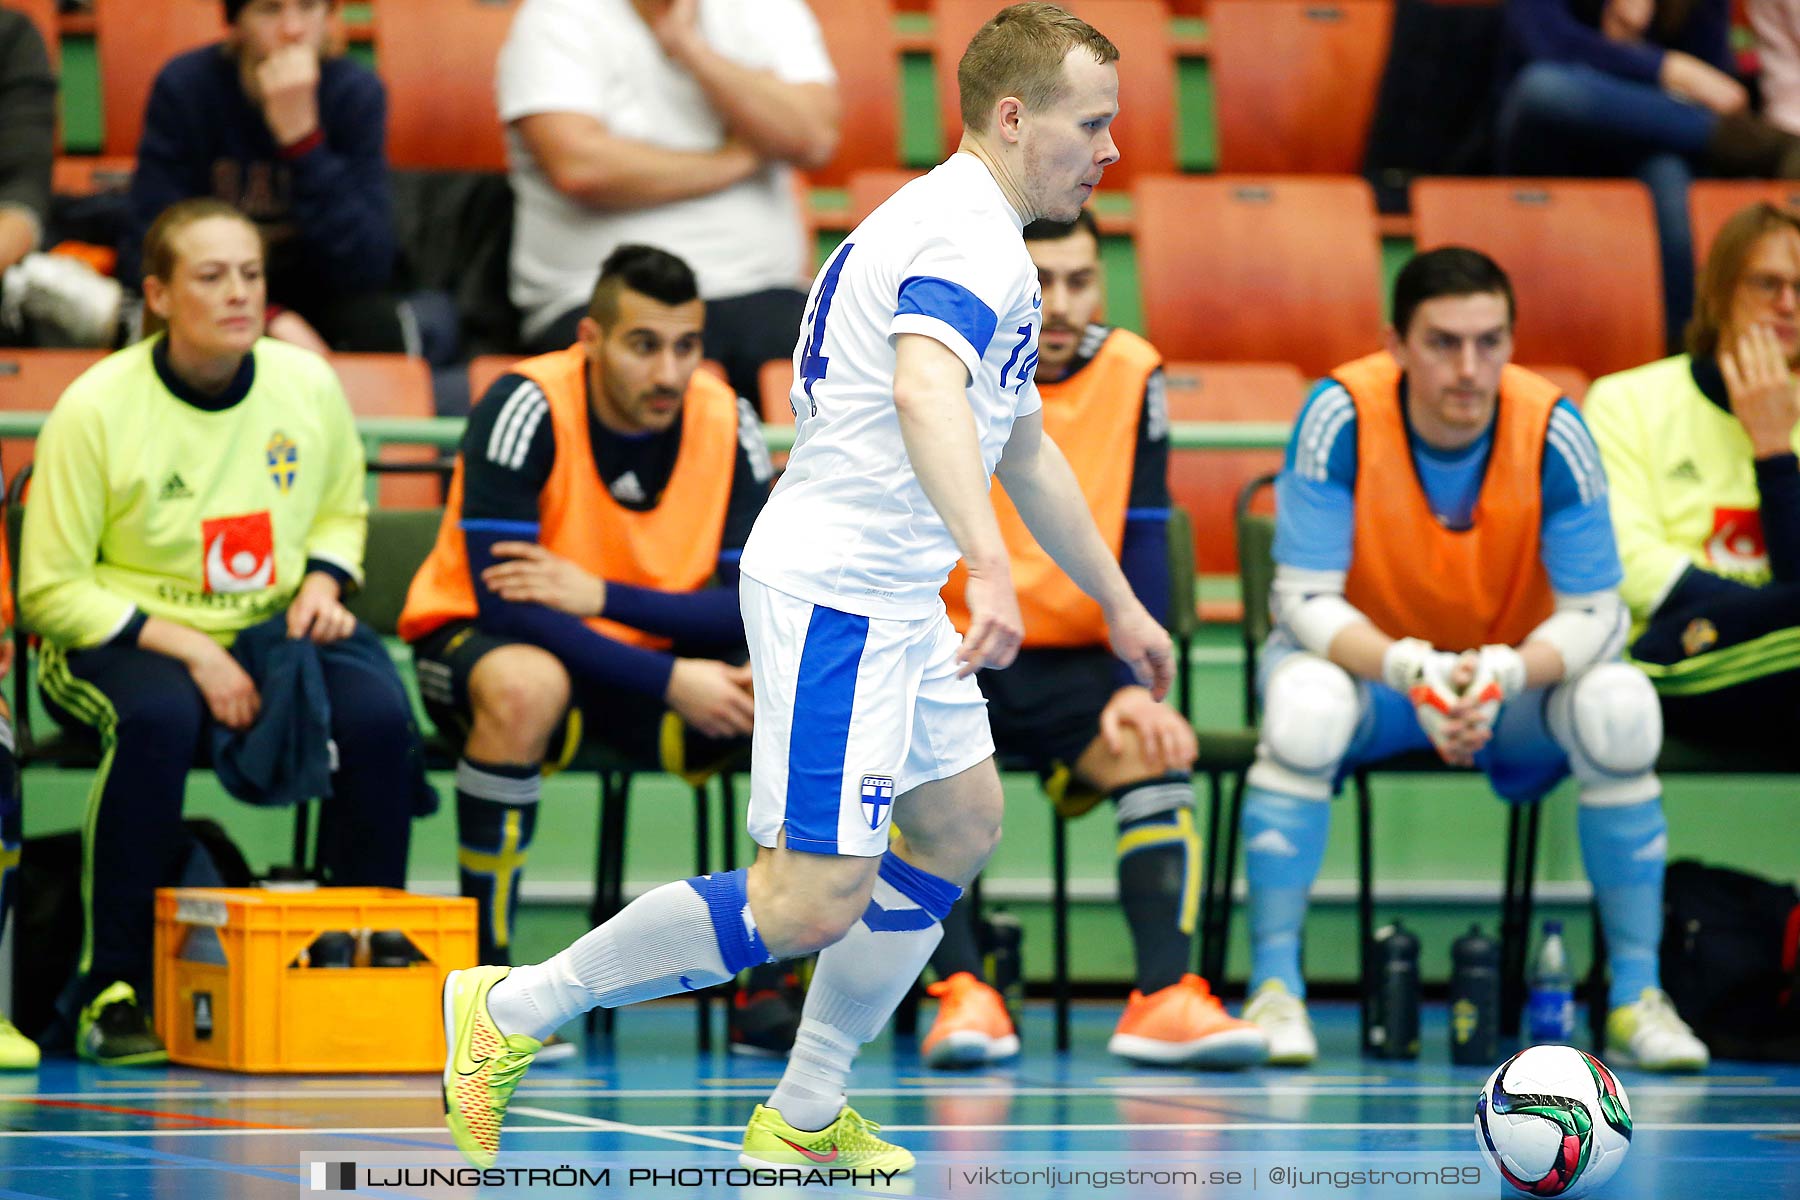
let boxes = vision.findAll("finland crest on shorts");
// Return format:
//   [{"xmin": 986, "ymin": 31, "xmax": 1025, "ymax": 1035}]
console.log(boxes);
[{"xmin": 860, "ymin": 775, "xmax": 896, "ymax": 830}]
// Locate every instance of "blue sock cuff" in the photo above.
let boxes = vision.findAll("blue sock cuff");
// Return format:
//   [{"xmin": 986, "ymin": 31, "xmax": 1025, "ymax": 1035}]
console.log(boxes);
[
  {"xmin": 690, "ymin": 869, "xmax": 771, "ymax": 972},
  {"xmin": 877, "ymin": 853, "xmax": 961, "ymax": 921}
]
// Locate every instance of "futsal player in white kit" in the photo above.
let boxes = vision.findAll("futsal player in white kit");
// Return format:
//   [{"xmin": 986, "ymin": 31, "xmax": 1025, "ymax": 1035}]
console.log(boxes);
[{"xmin": 443, "ymin": 3, "xmax": 1173, "ymax": 1172}]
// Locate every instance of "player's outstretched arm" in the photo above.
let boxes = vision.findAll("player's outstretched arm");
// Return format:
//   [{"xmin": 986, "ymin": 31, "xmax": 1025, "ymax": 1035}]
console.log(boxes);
[
  {"xmin": 995, "ymin": 410, "xmax": 1173, "ymax": 698},
  {"xmin": 893, "ymin": 332, "xmax": 1022, "ymax": 676}
]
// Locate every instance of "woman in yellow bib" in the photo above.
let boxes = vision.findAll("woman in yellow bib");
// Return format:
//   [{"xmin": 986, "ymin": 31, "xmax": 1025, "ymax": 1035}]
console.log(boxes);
[{"xmin": 18, "ymin": 199, "xmax": 425, "ymax": 1066}]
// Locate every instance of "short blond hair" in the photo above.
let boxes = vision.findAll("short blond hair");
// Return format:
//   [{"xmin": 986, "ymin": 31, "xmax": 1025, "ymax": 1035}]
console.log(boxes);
[{"xmin": 957, "ymin": 3, "xmax": 1119, "ymax": 131}]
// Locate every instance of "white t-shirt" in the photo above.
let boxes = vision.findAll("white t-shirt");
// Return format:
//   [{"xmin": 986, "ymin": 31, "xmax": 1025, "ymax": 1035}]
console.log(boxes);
[
  {"xmin": 496, "ymin": 0, "xmax": 834, "ymax": 340},
  {"xmin": 741, "ymin": 154, "xmax": 1045, "ymax": 620}
]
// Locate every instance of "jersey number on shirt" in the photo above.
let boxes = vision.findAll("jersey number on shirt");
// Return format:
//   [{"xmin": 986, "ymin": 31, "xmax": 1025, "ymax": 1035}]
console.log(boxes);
[
  {"xmin": 998, "ymin": 323, "xmax": 1037, "ymax": 395},
  {"xmin": 795, "ymin": 242, "xmax": 854, "ymax": 421}
]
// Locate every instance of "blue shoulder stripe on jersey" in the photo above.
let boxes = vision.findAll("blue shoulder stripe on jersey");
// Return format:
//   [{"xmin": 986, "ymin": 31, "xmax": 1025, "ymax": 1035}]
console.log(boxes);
[{"xmin": 896, "ymin": 275, "xmax": 1000, "ymax": 359}]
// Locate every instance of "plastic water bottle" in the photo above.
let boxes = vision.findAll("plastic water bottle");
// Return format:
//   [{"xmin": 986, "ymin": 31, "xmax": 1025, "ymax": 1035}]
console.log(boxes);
[
  {"xmin": 1527, "ymin": 919, "xmax": 1576, "ymax": 1044},
  {"xmin": 1449, "ymin": 924, "xmax": 1500, "ymax": 1064},
  {"xmin": 1364, "ymin": 920, "xmax": 1421, "ymax": 1059}
]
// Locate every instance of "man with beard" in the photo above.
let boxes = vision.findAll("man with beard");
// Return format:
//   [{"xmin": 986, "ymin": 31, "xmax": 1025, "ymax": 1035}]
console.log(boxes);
[
  {"xmin": 400, "ymin": 244, "xmax": 772, "ymax": 994},
  {"xmin": 920, "ymin": 208, "xmax": 1267, "ymax": 1070}
]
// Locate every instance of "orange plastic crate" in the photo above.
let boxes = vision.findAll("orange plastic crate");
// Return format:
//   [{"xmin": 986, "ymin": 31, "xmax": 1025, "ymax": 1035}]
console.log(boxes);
[{"xmin": 153, "ymin": 887, "xmax": 476, "ymax": 1073}]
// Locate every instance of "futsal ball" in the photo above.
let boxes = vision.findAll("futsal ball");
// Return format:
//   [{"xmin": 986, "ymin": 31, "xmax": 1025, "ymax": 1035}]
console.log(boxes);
[{"xmin": 1474, "ymin": 1045, "xmax": 1633, "ymax": 1199}]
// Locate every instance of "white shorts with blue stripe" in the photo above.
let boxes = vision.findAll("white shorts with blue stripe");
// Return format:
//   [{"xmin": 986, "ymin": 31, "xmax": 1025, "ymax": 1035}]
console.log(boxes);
[{"xmin": 741, "ymin": 576, "xmax": 995, "ymax": 858}]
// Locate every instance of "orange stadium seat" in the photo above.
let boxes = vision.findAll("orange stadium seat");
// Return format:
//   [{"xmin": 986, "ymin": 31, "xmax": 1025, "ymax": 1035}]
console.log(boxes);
[
  {"xmin": 1687, "ymin": 180, "xmax": 1800, "ymax": 268},
  {"xmin": 8, "ymin": 0, "xmax": 57, "ymax": 67},
  {"xmin": 1410, "ymin": 178, "xmax": 1664, "ymax": 380},
  {"xmin": 467, "ymin": 355, "xmax": 523, "ymax": 406},
  {"xmin": 1209, "ymin": 0, "xmax": 1395, "ymax": 175},
  {"xmin": 756, "ymin": 358, "xmax": 796, "ymax": 470},
  {"xmin": 0, "ymin": 348, "xmax": 104, "ymax": 481},
  {"xmin": 932, "ymin": 0, "xmax": 1175, "ymax": 186},
  {"xmin": 51, "ymin": 156, "xmax": 134, "ymax": 198},
  {"xmin": 94, "ymin": 0, "xmax": 225, "ymax": 157},
  {"xmin": 805, "ymin": 0, "xmax": 901, "ymax": 187},
  {"xmin": 1067, "ymin": 0, "xmax": 1176, "ymax": 185},
  {"xmin": 1135, "ymin": 175, "xmax": 1384, "ymax": 377},
  {"xmin": 793, "ymin": 170, "xmax": 819, "ymax": 268},
  {"xmin": 848, "ymin": 169, "xmax": 922, "ymax": 224},
  {"xmin": 758, "ymin": 358, "xmax": 796, "ymax": 426},
  {"xmin": 1524, "ymin": 364, "xmax": 1591, "ymax": 407},
  {"xmin": 329, "ymin": 353, "xmax": 441, "ymax": 508},
  {"xmin": 374, "ymin": 0, "xmax": 519, "ymax": 171},
  {"xmin": 1162, "ymin": 361, "xmax": 1308, "ymax": 578}
]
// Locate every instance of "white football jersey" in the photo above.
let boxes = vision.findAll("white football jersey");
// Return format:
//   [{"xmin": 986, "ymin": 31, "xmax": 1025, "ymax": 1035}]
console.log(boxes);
[{"xmin": 740, "ymin": 154, "xmax": 1044, "ymax": 619}]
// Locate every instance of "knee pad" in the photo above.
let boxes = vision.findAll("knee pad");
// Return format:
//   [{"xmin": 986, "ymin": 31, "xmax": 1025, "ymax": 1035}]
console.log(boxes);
[
  {"xmin": 1249, "ymin": 654, "xmax": 1359, "ymax": 800},
  {"xmin": 1549, "ymin": 662, "xmax": 1663, "ymax": 806}
]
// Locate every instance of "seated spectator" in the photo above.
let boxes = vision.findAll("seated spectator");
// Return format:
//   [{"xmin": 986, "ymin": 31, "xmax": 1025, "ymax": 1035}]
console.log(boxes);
[
  {"xmin": 1751, "ymin": 0, "xmax": 1800, "ymax": 137},
  {"xmin": 919, "ymin": 211, "xmax": 1266, "ymax": 1070},
  {"xmin": 20, "ymin": 198, "xmax": 425, "ymax": 1065},
  {"xmin": 497, "ymin": 0, "xmax": 838, "ymax": 401},
  {"xmin": 398, "ymin": 244, "xmax": 776, "ymax": 1044},
  {"xmin": 0, "ymin": 8, "xmax": 122, "ymax": 347},
  {"xmin": 1586, "ymin": 202, "xmax": 1800, "ymax": 758},
  {"xmin": 1238, "ymin": 247, "xmax": 1709, "ymax": 1073},
  {"xmin": 119, "ymin": 0, "xmax": 408, "ymax": 355},
  {"xmin": 1497, "ymin": 0, "xmax": 1800, "ymax": 350}
]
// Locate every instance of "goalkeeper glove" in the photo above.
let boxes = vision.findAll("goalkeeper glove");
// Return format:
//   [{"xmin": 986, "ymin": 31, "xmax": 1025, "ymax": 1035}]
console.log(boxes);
[{"xmin": 1382, "ymin": 637, "xmax": 1466, "ymax": 761}]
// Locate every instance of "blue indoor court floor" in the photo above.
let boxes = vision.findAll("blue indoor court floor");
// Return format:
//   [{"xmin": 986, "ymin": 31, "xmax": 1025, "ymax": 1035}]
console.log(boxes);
[{"xmin": 1, "ymin": 999, "xmax": 1795, "ymax": 1199}]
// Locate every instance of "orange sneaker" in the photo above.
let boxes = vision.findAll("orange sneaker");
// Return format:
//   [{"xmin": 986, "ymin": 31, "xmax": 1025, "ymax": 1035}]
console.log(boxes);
[
  {"xmin": 1108, "ymin": 975, "xmax": 1269, "ymax": 1068},
  {"xmin": 922, "ymin": 972, "xmax": 1020, "ymax": 1069}
]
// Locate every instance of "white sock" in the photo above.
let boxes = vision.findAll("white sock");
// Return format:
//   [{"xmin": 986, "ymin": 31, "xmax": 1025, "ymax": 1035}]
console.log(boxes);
[
  {"xmin": 768, "ymin": 854, "xmax": 957, "ymax": 1130},
  {"xmin": 487, "ymin": 875, "xmax": 753, "ymax": 1040},
  {"xmin": 769, "ymin": 1020, "xmax": 860, "ymax": 1132}
]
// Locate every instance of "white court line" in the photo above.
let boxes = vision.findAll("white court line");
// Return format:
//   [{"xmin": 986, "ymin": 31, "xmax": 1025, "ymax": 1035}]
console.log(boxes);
[
  {"xmin": 3, "ymin": 1121, "xmax": 1798, "ymax": 1140},
  {"xmin": 502, "ymin": 1084, "xmax": 1800, "ymax": 1101},
  {"xmin": 14, "ymin": 1086, "xmax": 1800, "ymax": 1101},
  {"xmin": 13, "ymin": 1083, "xmax": 1800, "ymax": 1101},
  {"xmin": 0, "ymin": 1125, "xmax": 471, "ymax": 1139},
  {"xmin": 509, "ymin": 1106, "xmax": 741, "ymax": 1151}
]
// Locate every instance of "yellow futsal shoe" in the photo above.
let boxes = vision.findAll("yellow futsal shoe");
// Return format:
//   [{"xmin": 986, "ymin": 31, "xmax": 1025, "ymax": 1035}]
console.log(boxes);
[
  {"xmin": 1606, "ymin": 987, "xmax": 1710, "ymax": 1072},
  {"xmin": 442, "ymin": 966, "xmax": 542, "ymax": 1167},
  {"xmin": 0, "ymin": 1014, "xmax": 39, "ymax": 1070},
  {"xmin": 739, "ymin": 1103, "xmax": 916, "ymax": 1173}
]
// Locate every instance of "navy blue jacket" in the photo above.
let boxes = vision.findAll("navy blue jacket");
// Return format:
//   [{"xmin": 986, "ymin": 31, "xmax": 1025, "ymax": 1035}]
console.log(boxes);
[
  {"xmin": 213, "ymin": 615, "xmax": 436, "ymax": 815},
  {"xmin": 1501, "ymin": 0, "xmax": 1733, "ymax": 89},
  {"xmin": 120, "ymin": 44, "xmax": 396, "ymax": 299}
]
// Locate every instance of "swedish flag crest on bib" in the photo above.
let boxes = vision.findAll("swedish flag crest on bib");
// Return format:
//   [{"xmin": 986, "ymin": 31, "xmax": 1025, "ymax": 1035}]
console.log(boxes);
[{"xmin": 266, "ymin": 431, "xmax": 298, "ymax": 492}]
